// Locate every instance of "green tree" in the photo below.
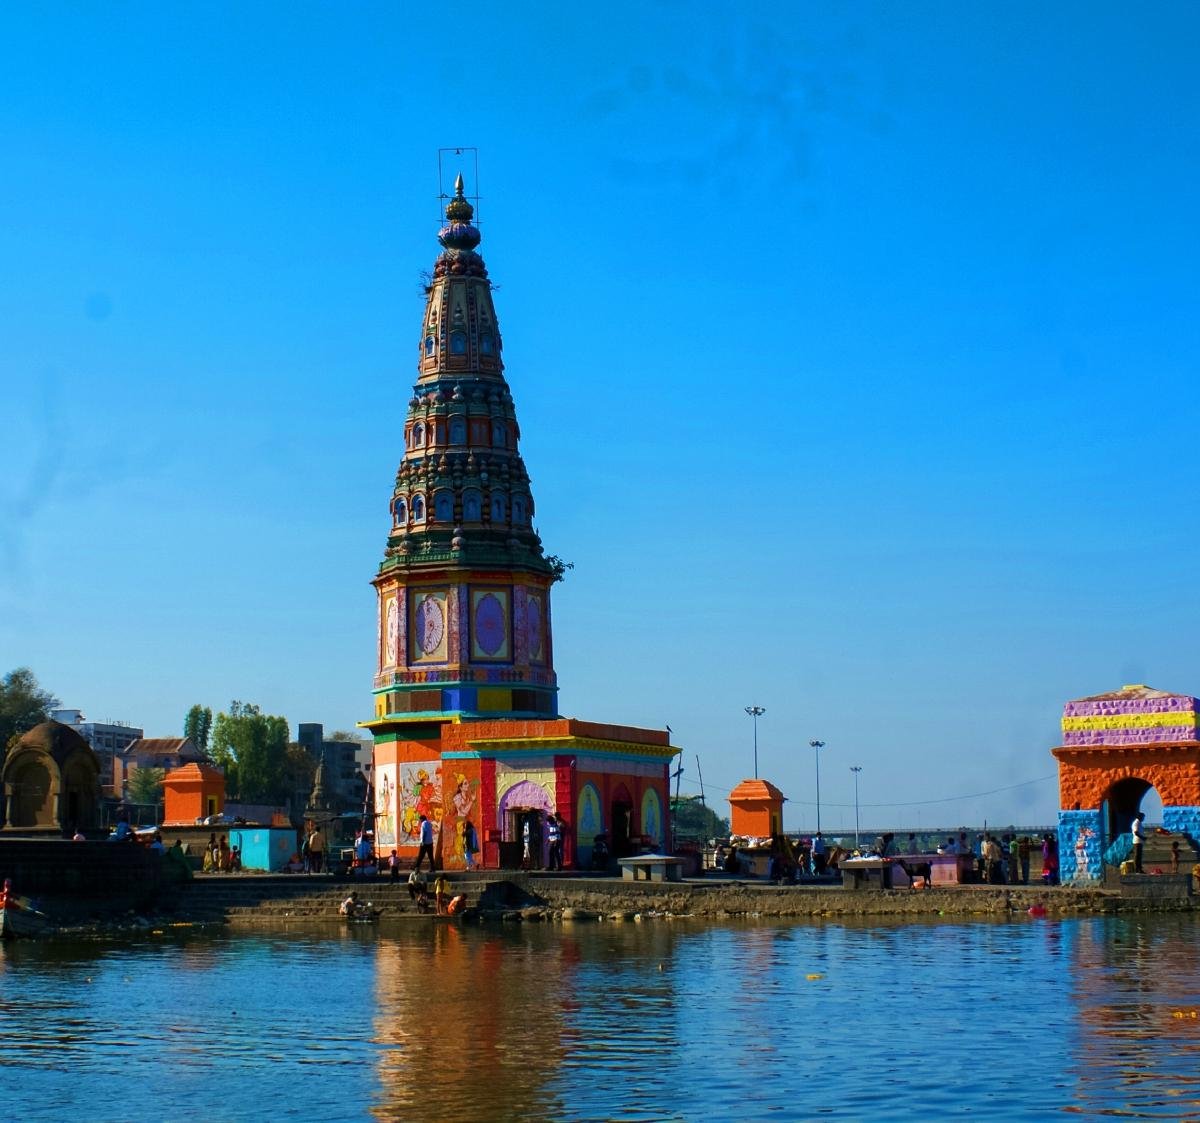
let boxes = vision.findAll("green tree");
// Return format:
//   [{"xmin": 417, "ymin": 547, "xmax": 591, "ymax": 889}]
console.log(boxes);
[
  {"xmin": 183, "ymin": 704, "xmax": 213, "ymax": 754},
  {"xmin": 210, "ymin": 701, "xmax": 290, "ymax": 803},
  {"xmin": 671, "ymin": 795, "xmax": 729, "ymax": 842},
  {"xmin": 127, "ymin": 766, "xmax": 166, "ymax": 807},
  {"xmin": 0, "ymin": 667, "xmax": 60, "ymax": 760}
]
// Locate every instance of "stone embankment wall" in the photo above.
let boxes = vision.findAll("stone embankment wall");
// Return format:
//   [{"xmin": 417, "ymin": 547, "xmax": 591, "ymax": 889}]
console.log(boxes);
[
  {"xmin": 0, "ymin": 838, "xmax": 162, "ymax": 899},
  {"xmin": 152, "ymin": 873, "xmax": 1194, "ymax": 927},
  {"xmin": 530, "ymin": 880, "xmax": 1145, "ymax": 919}
]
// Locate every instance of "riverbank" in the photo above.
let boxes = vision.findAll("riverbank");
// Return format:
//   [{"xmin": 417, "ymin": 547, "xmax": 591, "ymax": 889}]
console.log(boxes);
[{"xmin": 13, "ymin": 868, "xmax": 1194, "ymax": 938}]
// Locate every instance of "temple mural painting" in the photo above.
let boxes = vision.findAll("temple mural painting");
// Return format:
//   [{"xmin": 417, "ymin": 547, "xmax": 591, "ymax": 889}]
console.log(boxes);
[
  {"xmin": 446, "ymin": 771, "xmax": 479, "ymax": 862},
  {"xmin": 399, "ymin": 762, "xmax": 443, "ymax": 840},
  {"xmin": 376, "ymin": 763, "xmax": 397, "ymax": 848},
  {"xmin": 576, "ymin": 782, "xmax": 602, "ymax": 866},
  {"xmin": 641, "ymin": 788, "xmax": 663, "ymax": 848}
]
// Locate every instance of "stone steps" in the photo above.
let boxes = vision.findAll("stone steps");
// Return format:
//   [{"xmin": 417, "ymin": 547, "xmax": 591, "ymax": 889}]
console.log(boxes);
[{"xmin": 163, "ymin": 872, "xmax": 533, "ymax": 922}]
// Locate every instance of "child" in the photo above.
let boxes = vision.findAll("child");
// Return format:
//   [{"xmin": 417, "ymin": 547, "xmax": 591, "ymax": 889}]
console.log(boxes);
[
  {"xmin": 388, "ymin": 849, "xmax": 400, "ymax": 881},
  {"xmin": 434, "ymin": 873, "xmax": 449, "ymax": 915}
]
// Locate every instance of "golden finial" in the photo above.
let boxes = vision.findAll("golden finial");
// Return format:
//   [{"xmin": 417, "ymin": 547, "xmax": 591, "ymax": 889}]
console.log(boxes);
[{"xmin": 445, "ymin": 173, "xmax": 473, "ymax": 222}]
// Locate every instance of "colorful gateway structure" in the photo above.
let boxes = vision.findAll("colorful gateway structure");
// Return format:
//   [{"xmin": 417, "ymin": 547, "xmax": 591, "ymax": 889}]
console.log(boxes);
[
  {"xmin": 1053, "ymin": 684, "xmax": 1200, "ymax": 884},
  {"xmin": 364, "ymin": 176, "xmax": 677, "ymax": 871}
]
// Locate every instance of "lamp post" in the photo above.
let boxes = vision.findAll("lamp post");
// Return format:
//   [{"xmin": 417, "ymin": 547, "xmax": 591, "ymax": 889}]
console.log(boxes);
[
  {"xmin": 744, "ymin": 706, "xmax": 766, "ymax": 779},
  {"xmin": 809, "ymin": 740, "xmax": 826, "ymax": 835},
  {"xmin": 849, "ymin": 765, "xmax": 862, "ymax": 848}
]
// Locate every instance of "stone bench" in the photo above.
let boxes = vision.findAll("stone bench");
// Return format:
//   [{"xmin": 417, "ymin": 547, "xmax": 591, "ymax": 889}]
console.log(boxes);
[{"xmin": 618, "ymin": 856, "xmax": 685, "ymax": 883}]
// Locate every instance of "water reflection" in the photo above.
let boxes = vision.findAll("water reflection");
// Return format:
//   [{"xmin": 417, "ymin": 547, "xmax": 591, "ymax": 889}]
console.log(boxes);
[
  {"xmin": 0, "ymin": 916, "xmax": 1198, "ymax": 1121},
  {"xmin": 1065, "ymin": 917, "xmax": 1200, "ymax": 1119}
]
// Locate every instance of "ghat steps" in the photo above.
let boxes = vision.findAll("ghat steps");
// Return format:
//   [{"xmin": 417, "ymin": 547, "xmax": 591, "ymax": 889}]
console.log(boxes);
[{"xmin": 165, "ymin": 871, "xmax": 538, "ymax": 922}]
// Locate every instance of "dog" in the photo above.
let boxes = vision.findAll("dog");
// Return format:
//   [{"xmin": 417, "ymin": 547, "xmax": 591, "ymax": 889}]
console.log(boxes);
[{"xmin": 894, "ymin": 858, "xmax": 932, "ymax": 889}]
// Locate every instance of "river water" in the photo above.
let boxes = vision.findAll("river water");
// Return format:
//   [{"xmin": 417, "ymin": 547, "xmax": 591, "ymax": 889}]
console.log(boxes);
[{"xmin": 2, "ymin": 914, "xmax": 1199, "ymax": 1121}]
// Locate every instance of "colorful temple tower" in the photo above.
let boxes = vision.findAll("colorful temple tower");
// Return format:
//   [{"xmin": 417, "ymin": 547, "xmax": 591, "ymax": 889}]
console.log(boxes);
[
  {"xmin": 366, "ymin": 175, "xmax": 678, "ymax": 870},
  {"xmin": 1052, "ymin": 684, "xmax": 1200, "ymax": 884},
  {"xmin": 370, "ymin": 175, "xmax": 556, "ymax": 723}
]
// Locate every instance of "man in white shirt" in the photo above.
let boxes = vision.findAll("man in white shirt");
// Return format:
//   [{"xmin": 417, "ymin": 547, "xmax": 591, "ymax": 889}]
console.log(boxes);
[
  {"xmin": 414, "ymin": 814, "xmax": 436, "ymax": 872},
  {"xmin": 1131, "ymin": 812, "xmax": 1146, "ymax": 874}
]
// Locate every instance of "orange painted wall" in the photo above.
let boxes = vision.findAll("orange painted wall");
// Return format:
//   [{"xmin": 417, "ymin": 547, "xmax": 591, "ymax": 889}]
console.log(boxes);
[
  {"xmin": 1054, "ymin": 745, "xmax": 1200, "ymax": 808},
  {"xmin": 731, "ymin": 800, "xmax": 782, "ymax": 838},
  {"xmin": 163, "ymin": 769, "xmax": 225, "ymax": 826}
]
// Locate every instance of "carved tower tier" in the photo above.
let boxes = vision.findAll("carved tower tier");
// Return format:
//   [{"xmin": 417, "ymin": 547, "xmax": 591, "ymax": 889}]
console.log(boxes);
[{"xmin": 371, "ymin": 175, "xmax": 558, "ymax": 721}]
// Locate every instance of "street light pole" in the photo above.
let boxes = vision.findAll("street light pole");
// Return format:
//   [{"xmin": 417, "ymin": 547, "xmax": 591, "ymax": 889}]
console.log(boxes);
[
  {"xmin": 744, "ymin": 706, "xmax": 765, "ymax": 778},
  {"xmin": 850, "ymin": 766, "xmax": 862, "ymax": 848},
  {"xmin": 809, "ymin": 740, "xmax": 826, "ymax": 835}
]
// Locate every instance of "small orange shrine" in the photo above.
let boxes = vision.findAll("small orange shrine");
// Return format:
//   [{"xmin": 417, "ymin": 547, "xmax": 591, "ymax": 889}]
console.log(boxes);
[
  {"xmin": 729, "ymin": 779, "xmax": 786, "ymax": 839},
  {"xmin": 163, "ymin": 762, "xmax": 226, "ymax": 826}
]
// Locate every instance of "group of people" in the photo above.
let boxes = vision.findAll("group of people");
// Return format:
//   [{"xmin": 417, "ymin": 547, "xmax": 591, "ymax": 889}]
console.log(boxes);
[
  {"xmin": 202, "ymin": 832, "xmax": 241, "ymax": 873},
  {"xmin": 937, "ymin": 831, "xmax": 1055, "ymax": 884},
  {"xmin": 715, "ymin": 834, "xmax": 848, "ymax": 882},
  {"xmin": 404, "ymin": 869, "xmax": 468, "ymax": 916},
  {"xmin": 300, "ymin": 827, "xmax": 326, "ymax": 873},
  {"xmin": 521, "ymin": 810, "xmax": 567, "ymax": 871}
]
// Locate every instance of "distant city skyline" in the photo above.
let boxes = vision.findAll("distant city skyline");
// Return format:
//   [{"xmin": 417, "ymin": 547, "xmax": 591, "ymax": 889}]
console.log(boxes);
[{"xmin": 4, "ymin": 3, "xmax": 1198, "ymax": 829}]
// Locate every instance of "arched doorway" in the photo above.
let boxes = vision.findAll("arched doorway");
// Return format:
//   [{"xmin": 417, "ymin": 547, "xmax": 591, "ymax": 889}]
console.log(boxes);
[
  {"xmin": 1103, "ymin": 777, "xmax": 1163, "ymax": 839},
  {"xmin": 497, "ymin": 779, "xmax": 553, "ymax": 869},
  {"xmin": 6, "ymin": 755, "xmax": 56, "ymax": 828},
  {"xmin": 610, "ymin": 782, "xmax": 633, "ymax": 858},
  {"xmin": 62, "ymin": 754, "xmax": 100, "ymax": 830}
]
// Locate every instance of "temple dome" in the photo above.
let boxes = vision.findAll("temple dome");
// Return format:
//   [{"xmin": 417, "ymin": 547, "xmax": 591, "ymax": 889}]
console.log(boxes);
[{"xmin": 12, "ymin": 720, "xmax": 95, "ymax": 768}]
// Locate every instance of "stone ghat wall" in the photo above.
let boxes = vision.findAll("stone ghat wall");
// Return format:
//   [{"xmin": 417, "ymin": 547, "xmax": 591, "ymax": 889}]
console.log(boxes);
[
  {"xmin": 0, "ymin": 838, "xmax": 163, "ymax": 898},
  {"xmin": 527, "ymin": 880, "xmax": 1181, "ymax": 918}
]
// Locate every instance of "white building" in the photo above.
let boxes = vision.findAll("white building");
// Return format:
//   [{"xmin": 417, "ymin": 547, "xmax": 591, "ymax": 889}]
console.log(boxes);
[{"xmin": 51, "ymin": 709, "xmax": 143, "ymax": 797}]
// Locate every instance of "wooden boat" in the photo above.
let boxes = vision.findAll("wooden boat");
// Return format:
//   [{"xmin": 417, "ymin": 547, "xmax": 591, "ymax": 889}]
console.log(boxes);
[{"xmin": 0, "ymin": 900, "xmax": 49, "ymax": 941}]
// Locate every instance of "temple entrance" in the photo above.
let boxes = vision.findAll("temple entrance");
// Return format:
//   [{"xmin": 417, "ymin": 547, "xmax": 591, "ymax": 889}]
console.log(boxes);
[
  {"xmin": 62, "ymin": 756, "xmax": 99, "ymax": 830},
  {"xmin": 611, "ymin": 784, "xmax": 633, "ymax": 858},
  {"xmin": 7, "ymin": 757, "xmax": 54, "ymax": 828},
  {"xmin": 496, "ymin": 779, "xmax": 554, "ymax": 869},
  {"xmin": 511, "ymin": 808, "xmax": 544, "ymax": 869}
]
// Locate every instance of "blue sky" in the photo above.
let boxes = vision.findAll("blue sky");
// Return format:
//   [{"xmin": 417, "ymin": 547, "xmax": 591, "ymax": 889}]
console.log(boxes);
[{"xmin": 3, "ymin": 3, "xmax": 1198, "ymax": 831}]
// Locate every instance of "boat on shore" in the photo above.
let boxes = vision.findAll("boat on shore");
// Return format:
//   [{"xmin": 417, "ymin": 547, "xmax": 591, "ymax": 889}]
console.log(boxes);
[{"xmin": 1, "ymin": 899, "xmax": 50, "ymax": 940}]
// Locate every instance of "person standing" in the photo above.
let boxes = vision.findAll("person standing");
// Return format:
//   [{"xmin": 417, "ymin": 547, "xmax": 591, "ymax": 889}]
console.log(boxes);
[
  {"xmin": 1131, "ymin": 812, "xmax": 1146, "ymax": 874},
  {"xmin": 388, "ymin": 849, "xmax": 400, "ymax": 881},
  {"xmin": 414, "ymin": 814, "xmax": 436, "ymax": 872},
  {"xmin": 1018, "ymin": 834, "xmax": 1031, "ymax": 884},
  {"xmin": 433, "ymin": 872, "xmax": 449, "ymax": 915},
  {"xmin": 982, "ymin": 834, "xmax": 1002, "ymax": 884},
  {"xmin": 463, "ymin": 820, "xmax": 478, "ymax": 871},
  {"xmin": 546, "ymin": 813, "xmax": 562, "ymax": 871},
  {"xmin": 1007, "ymin": 834, "xmax": 1020, "ymax": 885},
  {"xmin": 812, "ymin": 833, "xmax": 827, "ymax": 875},
  {"xmin": 308, "ymin": 826, "xmax": 325, "ymax": 874}
]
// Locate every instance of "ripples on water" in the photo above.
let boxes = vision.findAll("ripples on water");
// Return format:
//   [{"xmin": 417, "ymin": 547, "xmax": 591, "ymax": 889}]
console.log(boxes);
[{"xmin": 1, "ymin": 915, "xmax": 1199, "ymax": 1121}]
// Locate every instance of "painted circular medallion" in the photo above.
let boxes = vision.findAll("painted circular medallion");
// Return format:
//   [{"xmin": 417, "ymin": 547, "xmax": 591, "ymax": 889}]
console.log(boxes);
[
  {"xmin": 526, "ymin": 597, "xmax": 542, "ymax": 659},
  {"xmin": 474, "ymin": 593, "xmax": 506, "ymax": 656},
  {"xmin": 417, "ymin": 595, "xmax": 444, "ymax": 655}
]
